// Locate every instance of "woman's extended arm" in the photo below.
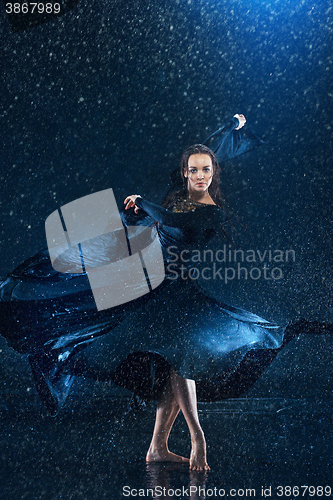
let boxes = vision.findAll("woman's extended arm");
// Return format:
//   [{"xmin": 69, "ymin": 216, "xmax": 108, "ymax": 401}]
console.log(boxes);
[
  {"xmin": 203, "ymin": 114, "xmax": 264, "ymax": 162},
  {"xmin": 124, "ymin": 196, "xmax": 226, "ymax": 229}
]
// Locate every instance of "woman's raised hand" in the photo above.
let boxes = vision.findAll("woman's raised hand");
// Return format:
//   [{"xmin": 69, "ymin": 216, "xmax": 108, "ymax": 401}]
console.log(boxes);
[
  {"xmin": 234, "ymin": 114, "xmax": 246, "ymax": 130},
  {"xmin": 124, "ymin": 195, "xmax": 141, "ymax": 214}
]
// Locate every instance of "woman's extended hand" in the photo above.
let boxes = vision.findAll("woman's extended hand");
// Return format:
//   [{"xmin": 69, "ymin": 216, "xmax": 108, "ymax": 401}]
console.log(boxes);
[
  {"xmin": 124, "ymin": 195, "xmax": 141, "ymax": 214},
  {"xmin": 234, "ymin": 114, "xmax": 246, "ymax": 130}
]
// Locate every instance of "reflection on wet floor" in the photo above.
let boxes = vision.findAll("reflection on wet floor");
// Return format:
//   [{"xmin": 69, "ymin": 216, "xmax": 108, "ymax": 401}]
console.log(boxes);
[{"xmin": 1, "ymin": 397, "xmax": 332, "ymax": 500}]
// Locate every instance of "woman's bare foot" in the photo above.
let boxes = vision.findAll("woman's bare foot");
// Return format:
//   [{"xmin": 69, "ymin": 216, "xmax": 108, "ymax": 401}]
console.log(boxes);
[
  {"xmin": 146, "ymin": 445, "xmax": 189, "ymax": 464},
  {"xmin": 190, "ymin": 434, "xmax": 210, "ymax": 471}
]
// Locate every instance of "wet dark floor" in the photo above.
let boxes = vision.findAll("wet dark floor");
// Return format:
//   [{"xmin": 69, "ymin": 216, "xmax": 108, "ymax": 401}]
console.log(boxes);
[{"xmin": 1, "ymin": 397, "xmax": 332, "ymax": 500}]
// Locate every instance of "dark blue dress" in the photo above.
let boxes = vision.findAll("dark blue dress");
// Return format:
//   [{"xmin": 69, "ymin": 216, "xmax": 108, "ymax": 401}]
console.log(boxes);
[
  {"xmin": 0, "ymin": 194, "xmax": 287, "ymax": 403},
  {"xmin": 0, "ymin": 117, "xmax": 295, "ymax": 408}
]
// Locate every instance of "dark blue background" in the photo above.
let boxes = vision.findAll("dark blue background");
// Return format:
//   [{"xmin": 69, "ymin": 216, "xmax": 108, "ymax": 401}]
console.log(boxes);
[
  {"xmin": 0, "ymin": 2, "xmax": 332, "ymax": 497},
  {"xmin": 0, "ymin": 0, "xmax": 332, "ymax": 324}
]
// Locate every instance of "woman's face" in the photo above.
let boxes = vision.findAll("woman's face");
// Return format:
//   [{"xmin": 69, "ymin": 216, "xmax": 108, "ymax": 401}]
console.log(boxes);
[{"xmin": 184, "ymin": 154, "xmax": 214, "ymax": 195}]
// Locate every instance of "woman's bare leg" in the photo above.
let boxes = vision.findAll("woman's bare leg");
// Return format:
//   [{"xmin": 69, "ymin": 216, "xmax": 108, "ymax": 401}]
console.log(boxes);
[
  {"xmin": 146, "ymin": 377, "xmax": 189, "ymax": 463},
  {"xmin": 170, "ymin": 369, "xmax": 210, "ymax": 471}
]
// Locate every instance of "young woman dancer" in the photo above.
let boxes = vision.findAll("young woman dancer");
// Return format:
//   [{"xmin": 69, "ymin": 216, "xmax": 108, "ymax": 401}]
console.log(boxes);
[{"xmin": 1, "ymin": 114, "xmax": 330, "ymax": 470}]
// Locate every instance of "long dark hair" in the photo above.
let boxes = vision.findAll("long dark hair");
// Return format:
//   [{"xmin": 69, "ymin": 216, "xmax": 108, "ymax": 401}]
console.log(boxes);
[
  {"xmin": 162, "ymin": 144, "xmax": 227, "ymax": 210},
  {"xmin": 161, "ymin": 144, "xmax": 238, "ymax": 243}
]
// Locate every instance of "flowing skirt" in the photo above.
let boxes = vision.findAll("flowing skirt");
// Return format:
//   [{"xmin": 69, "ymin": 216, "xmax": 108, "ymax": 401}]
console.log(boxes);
[{"xmin": 0, "ymin": 249, "xmax": 287, "ymax": 402}]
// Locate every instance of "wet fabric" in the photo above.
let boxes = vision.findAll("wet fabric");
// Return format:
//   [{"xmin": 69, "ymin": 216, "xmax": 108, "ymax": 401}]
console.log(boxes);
[
  {"xmin": 0, "ymin": 196, "xmax": 284, "ymax": 401},
  {"xmin": 0, "ymin": 117, "xmax": 285, "ymax": 402},
  {"xmin": 203, "ymin": 116, "xmax": 266, "ymax": 162}
]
